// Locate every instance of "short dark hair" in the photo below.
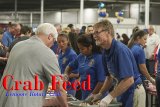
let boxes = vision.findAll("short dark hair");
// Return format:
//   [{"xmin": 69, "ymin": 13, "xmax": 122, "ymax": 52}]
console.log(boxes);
[
  {"xmin": 68, "ymin": 24, "xmax": 73, "ymax": 28},
  {"xmin": 20, "ymin": 26, "xmax": 32, "ymax": 35}
]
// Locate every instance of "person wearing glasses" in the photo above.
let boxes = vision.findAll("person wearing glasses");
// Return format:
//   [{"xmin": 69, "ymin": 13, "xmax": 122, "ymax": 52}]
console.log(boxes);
[
  {"xmin": 64, "ymin": 35, "xmax": 106, "ymax": 100},
  {"xmin": 90, "ymin": 20, "xmax": 143, "ymax": 107},
  {"xmin": 2, "ymin": 22, "xmax": 21, "ymax": 50}
]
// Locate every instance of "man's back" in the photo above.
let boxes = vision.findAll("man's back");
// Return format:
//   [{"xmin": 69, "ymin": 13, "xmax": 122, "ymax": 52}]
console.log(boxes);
[{"xmin": 0, "ymin": 36, "xmax": 61, "ymax": 107}]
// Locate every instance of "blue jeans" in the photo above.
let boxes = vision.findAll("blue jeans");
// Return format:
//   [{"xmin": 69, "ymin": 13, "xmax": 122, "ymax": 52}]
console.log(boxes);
[{"xmin": 156, "ymin": 73, "xmax": 160, "ymax": 107}]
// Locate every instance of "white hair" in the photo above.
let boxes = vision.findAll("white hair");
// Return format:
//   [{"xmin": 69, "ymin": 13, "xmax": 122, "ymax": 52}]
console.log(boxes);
[{"xmin": 35, "ymin": 23, "xmax": 58, "ymax": 38}]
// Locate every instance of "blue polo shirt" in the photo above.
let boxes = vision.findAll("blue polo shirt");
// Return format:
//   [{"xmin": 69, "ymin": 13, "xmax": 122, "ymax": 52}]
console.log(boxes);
[
  {"xmin": 102, "ymin": 38, "xmax": 142, "ymax": 107},
  {"xmin": 2, "ymin": 31, "xmax": 15, "ymax": 47},
  {"xmin": 58, "ymin": 47, "xmax": 78, "ymax": 96},
  {"xmin": 69, "ymin": 53, "xmax": 106, "ymax": 99},
  {"xmin": 130, "ymin": 43, "xmax": 146, "ymax": 80},
  {"xmin": 58, "ymin": 47, "xmax": 77, "ymax": 74}
]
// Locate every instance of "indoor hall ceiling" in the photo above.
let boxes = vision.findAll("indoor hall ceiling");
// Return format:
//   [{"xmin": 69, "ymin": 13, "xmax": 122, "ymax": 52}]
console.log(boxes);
[{"xmin": 0, "ymin": 0, "xmax": 160, "ymax": 11}]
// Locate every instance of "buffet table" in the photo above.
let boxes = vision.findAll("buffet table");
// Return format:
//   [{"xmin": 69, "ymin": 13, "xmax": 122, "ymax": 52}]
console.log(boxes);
[{"xmin": 43, "ymin": 94, "xmax": 122, "ymax": 107}]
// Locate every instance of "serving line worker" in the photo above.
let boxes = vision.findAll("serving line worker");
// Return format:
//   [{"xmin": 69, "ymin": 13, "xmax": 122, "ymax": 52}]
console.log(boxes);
[
  {"xmin": 128, "ymin": 30, "xmax": 155, "ymax": 84},
  {"xmin": 57, "ymin": 33, "xmax": 77, "ymax": 96},
  {"xmin": 128, "ymin": 30, "xmax": 156, "ymax": 107},
  {"xmin": 0, "ymin": 23, "xmax": 68, "ymax": 107},
  {"xmin": 91, "ymin": 20, "xmax": 143, "ymax": 107},
  {"xmin": 64, "ymin": 35, "xmax": 106, "ymax": 100}
]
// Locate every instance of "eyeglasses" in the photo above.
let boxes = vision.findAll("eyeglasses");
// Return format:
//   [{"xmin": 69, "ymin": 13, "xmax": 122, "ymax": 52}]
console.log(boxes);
[{"xmin": 93, "ymin": 29, "xmax": 107, "ymax": 37}]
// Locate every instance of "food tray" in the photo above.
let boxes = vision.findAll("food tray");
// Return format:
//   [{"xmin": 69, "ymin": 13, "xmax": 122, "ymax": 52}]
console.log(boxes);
[{"xmin": 68, "ymin": 101, "xmax": 122, "ymax": 107}]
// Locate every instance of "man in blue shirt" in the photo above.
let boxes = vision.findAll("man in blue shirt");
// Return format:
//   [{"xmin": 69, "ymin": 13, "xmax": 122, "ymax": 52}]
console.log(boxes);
[
  {"xmin": 91, "ymin": 20, "xmax": 143, "ymax": 107},
  {"xmin": 2, "ymin": 23, "xmax": 21, "ymax": 49}
]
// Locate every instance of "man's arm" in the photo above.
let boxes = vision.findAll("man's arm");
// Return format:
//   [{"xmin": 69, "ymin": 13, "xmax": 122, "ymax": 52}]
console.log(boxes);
[
  {"xmin": 110, "ymin": 76, "xmax": 134, "ymax": 98},
  {"xmin": 42, "ymin": 51, "xmax": 68, "ymax": 107},
  {"xmin": 68, "ymin": 73, "xmax": 79, "ymax": 78},
  {"xmin": 91, "ymin": 76, "xmax": 113, "ymax": 102},
  {"xmin": 99, "ymin": 75, "xmax": 113, "ymax": 94},
  {"xmin": 55, "ymin": 81, "xmax": 68, "ymax": 107}
]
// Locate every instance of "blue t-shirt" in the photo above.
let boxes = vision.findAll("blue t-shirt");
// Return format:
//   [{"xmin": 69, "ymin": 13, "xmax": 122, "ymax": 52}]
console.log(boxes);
[
  {"xmin": 2, "ymin": 31, "xmax": 15, "ymax": 47},
  {"xmin": 130, "ymin": 43, "xmax": 146, "ymax": 80},
  {"xmin": 69, "ymin": 53, "xmax": 106, "ymax": 99},
  {"xmin": 102, "ymin": 39, "xmax": 142, "ymax": 107}
]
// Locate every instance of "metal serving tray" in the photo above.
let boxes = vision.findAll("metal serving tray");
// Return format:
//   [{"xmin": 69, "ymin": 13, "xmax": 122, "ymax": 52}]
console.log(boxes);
[{"xmin": 68, "ymin": 101, "xmax": 122, "ymax": 107}]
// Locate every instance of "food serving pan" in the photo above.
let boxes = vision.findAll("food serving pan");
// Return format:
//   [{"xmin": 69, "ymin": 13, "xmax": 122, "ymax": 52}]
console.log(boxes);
[{"xmin": 68, "ymin": 101, "xmax": 122, "ymax": 107}]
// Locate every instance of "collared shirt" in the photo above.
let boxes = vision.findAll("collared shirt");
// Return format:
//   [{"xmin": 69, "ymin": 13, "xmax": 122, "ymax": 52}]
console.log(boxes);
[
  {"xmin": 144, "ymin": 33, "xmax": 160, "ymax": 59},
  {"xmin": 69, "ymin": 53, "xmax": 106, "ymax": 99},
  {"xmin": 0, "ymin": 36, "xmax": 61, "ymax": 107},
  {"xmin": 2, "ymin": 31, "xmax": 15, "ymax": 47},
  {"xmin": 102, "ymin": 39, "xmax": 142, "ymax": 107},
  {"xmin": 58, "ymin": 47, "xmax": 77, "ymax": 74},
  {"xmin": 130, "ymin": 43, "xmax": 145, "ymax": 65},
  {"xmin": 102, "ymin": 39, "xmax": 141, "ymax": 83},
  {"xmin": 130, "ymin": 43, "xmax": 146, "ymax": 80}
]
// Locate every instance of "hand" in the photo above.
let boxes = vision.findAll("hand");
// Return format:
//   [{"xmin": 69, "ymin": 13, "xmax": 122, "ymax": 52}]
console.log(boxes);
[
  {"xmin": 0, "ymin": 57, "xmax": 7, "ymax": 61},
  {"xmin": 150, "ymin": 54, "xmax": 154, "ymax": 60},
  {"xmin": 62, "ymin": 74, "xmax": 69, "ymax": 81},
  {"xmin": 99, "ymin": 94, "xmax": 113, "ymax": 107},
  {"xmin": 47, "ymin": 86, "xmax": 53, "ymax": 93},
  {"xmin": 149, "ymin": 77, "xmax": 156, "ymax": 85},
  {"xmin": 3, "ymin": 57, "xmax": 8, "ymax": 61},
  {"xmin": 85, "ymin": 93, "xmax": 95, "ymax": 103},
  {"xmin": 91, "ymin": 93, "xmax": 102, "ymax": 102}
]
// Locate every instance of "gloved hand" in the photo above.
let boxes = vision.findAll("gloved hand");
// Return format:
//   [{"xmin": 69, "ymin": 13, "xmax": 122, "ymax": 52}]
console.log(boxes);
[
  {"xmin": 91, "ymin": 93, "xmax": 102, "ymax": 102},
  {"xmin": 99, "ymin": 94, "xmax": 113, "ymax": 107},
  {"xmin": 85, "ymin": 93, "xmax": 95, "ymax": 103}
]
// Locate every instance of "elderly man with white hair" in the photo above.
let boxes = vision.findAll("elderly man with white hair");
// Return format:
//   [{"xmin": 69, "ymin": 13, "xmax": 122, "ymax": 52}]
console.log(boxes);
[
  {"xmin": 144, "ymin": 25, "xmax": 160, "ymax": 75},
  {"xmin": 0, "ymin": 23, "xmax": 68, "ymax": 107}
]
